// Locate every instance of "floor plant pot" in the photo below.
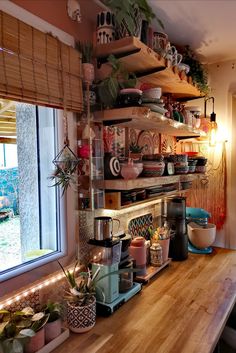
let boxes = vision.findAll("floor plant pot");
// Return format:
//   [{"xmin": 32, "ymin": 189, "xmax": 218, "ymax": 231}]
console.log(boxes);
[
  {"xmin": 67, "ymin": 297, "xmax": 96, "ymax": 333},
  {"xmin": 25, "ymin": 328, "xmax": 45, "ymax": 353},
  {"xmin": 45, "ymin": 319, "xmax": 62, "ymax": 343}
]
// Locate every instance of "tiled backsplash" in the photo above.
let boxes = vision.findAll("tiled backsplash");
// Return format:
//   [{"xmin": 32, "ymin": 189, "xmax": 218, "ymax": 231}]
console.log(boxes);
[{"xmin": 77, "ymin": 201, "xmax": 161, "ymax": 263}]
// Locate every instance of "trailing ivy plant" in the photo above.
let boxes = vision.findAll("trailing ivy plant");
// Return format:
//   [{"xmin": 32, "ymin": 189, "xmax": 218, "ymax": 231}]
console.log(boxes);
[
  {"xmin": 97, "ymin": 54, "xmax": 137, "ymax": 107},
  {"xmin": 182, "ymin": 45, "xmax": 210, "ymax": 95}
]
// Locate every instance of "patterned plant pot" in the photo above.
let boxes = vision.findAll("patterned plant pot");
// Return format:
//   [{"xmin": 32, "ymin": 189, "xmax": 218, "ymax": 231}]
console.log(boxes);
[
  {"xmin": 67, "ymin": 298, "xmax": 96, "ymax": 333},
  {"xmin": 82, "ymin": 63, "xmax": 95, "ymax": 84}
]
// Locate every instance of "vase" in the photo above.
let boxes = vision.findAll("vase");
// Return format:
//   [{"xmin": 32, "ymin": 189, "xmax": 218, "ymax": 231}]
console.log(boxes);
[
  {"xmin": 96, "ymin": 11, "xmax": 115, "ymax": 44},
  {"xmin": 82, "ymin": 63, "xmax": 94, "ymax": 84},
  {"xmin": 66, "ymin": 298, "xmax": 96, "ymax": 333},
  {"xmin": 104, "ymin": 152, "xmax": 121, "ymax": 179},
  {"xmin": 156, "ymin": 238, "xmax": 170, "ymax": 263},
  {"xmin": 25, "ymin": 328, "xmax": 45, "ymax": 353},
  {"xmin": 45, "ymin": 319, "xmax": 62, "ymax": 343}
]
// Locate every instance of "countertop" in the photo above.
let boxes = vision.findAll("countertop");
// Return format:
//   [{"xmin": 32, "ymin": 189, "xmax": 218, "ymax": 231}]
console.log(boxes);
[{"xmin": 52, "ymin": 248, "xmax": 236, "ymax": 353}]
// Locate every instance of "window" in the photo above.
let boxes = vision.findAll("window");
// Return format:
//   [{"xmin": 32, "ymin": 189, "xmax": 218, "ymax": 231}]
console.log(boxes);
[{"xmin": 0, "ymin": 102, "xmax": 66, "ymax": 280}]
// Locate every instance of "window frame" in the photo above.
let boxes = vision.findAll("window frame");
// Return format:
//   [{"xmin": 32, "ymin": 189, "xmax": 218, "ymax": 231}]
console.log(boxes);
[{"xmin": 0, "ymin": 2, "xmax": 77, "ymax": 297}]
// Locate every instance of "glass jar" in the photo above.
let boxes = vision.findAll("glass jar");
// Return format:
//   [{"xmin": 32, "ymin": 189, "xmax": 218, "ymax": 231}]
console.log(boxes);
[{"xmin": 150, "ymin": 243, "xmax": 163, "ymax": 266}]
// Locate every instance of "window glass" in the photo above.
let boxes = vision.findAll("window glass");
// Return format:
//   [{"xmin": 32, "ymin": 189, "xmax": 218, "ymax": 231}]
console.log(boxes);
[{"xmin": 0, "ymin": 102, "xmax": 63, "ymax": 275}]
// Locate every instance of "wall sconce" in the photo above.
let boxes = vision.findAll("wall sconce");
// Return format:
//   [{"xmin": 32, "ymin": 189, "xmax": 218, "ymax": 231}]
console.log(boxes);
[
  {"xmin": 67, "ymin": 0, "xmax": 82, "ymax": 23},
  {"xmin": 204, "ymin": 97, "xmax": 218, "ymax": 147}
]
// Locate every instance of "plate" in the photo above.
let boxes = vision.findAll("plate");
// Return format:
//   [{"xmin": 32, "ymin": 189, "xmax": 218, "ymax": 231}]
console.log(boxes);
[
  {"xmin": 142, "ymin": 103, "xmax": 167, "ymax": 115},
  {"xmin": 137, "ymin": 131, "xmax": 154, "ymax": 155}
]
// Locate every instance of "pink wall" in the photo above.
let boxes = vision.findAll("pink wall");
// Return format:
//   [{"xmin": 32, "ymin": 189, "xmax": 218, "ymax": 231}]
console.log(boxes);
[{"xmin": 11, "ymin": 0, "xmax": 101, "ymax": 41}]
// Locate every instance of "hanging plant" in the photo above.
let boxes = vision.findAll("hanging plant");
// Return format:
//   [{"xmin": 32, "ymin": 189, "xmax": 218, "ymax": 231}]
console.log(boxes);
[
  {"xmin": 182, "ymin": 45, "xmax": 210, "ymax": 95},
  {"xmin": 49, "ymin": 112, "xmax": 80, "ymax": 196},
  {"xmin": 49, "ymin": 145, "xmax": 80, "ymax": 196}
]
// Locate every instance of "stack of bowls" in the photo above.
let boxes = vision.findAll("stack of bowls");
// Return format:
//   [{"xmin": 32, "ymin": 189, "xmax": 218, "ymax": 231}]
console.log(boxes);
[
  {"xmin": 194, "ymin": 157, "xmax": 207, "ymax": 173},
  {"xmin": 121, "ymin": 190, "xmax": 137, "ymax": 205},
  {"xmin": 169, "ymin": 154, "xmax": 189, "ymax": 174},
  {"xmin": 142, "ymin": 154, "xmax": 164, "ymax": 162},
  {"xmin": 116, "ymin": 88, "xmax": 143, "ymax": 107},
  {"xmin": 142, "ymin": 161, "xmax": 165, "ymax": 177},
  {"xmin": 188, "ymin": 159, "xmax": 198, "ymax": 173}
]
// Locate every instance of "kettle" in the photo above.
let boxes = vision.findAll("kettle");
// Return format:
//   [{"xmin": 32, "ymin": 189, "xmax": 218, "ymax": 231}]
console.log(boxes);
[{"xmin": 94, "ymin": 216, "xmax": 120, "ymax": 241}]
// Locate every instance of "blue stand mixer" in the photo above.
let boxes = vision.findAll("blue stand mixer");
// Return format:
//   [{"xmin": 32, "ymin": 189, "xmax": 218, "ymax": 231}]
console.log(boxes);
[{"xmin": 186, "ymin": 207, "xmax": 216, "ymax": 254}]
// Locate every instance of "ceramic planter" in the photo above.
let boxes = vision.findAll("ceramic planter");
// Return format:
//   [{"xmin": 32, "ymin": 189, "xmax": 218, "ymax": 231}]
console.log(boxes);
[
  {"xmin": 25, "ymin": 328, "xmax": 45, "ymax": 353},
  {"xmin": 45, "ymin": 318, "xmax": 62, "ymax": 343},
  {"xmin": 67, "ymin": 298, "xmax": 96, "ymax": 333},
  {"xmin": 82, "ymin": 63, "xmax": 94, "ymax": 84}
]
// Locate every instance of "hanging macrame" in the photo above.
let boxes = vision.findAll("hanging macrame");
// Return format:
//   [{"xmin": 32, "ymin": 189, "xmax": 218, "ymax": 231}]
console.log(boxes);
[
  {"xmin": 49, "ymin": 111, "xmax": 80, "ymax": 196},
  {"xmin": 181, "ymin": 140, "xmax": 227, "ymax": 230}
]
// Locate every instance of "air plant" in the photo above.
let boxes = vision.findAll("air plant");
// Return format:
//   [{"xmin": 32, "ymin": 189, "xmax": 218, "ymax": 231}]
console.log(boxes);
[{"xmin": 49, "ymin": 145, "xmax": 80, "ymax": 196}]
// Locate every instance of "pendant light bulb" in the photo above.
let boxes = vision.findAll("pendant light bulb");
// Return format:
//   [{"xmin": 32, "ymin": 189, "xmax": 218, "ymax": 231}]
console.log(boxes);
[{"xmin": 209, "ymin": 112, "xmax": 217, "ymax": 147}]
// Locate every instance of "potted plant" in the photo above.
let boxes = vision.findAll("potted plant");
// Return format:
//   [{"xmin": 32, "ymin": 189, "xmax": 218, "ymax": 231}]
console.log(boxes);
[
  {"xmin": 102, "ymin": 0, "xmax": 164, "ymax": 39},
  {"xmin": 97, "ymin": 54, "xmax": 136, "ymax": 107},
  {"xmin": 76, "ymin": 41, "xmax": 94, "ymax": 84},
  {"xmin": 42, "ymin": 301, "xmax": 63, "ymax": 343},
  {"xmin": 0, "ymin": 309, "xmax": 35, "ymax": 353},
  {"xmin": 129, "ymin": 142, "xmax": 144, "ymax": 161},
  {"xmin": 58, "ymin": 261, "xmax": 100, "ymax": 333},
  {"xmin": 24, "ymin": 308, "xmax": 49, "ymax": 353}
]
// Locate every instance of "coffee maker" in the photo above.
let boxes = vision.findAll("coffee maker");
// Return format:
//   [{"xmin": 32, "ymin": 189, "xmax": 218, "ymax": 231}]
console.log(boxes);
[
  {"xmin": 162, "ymin": 196, "xmax": 188, "ymax": 261},
  {"xmin": 89, "ymin": 221, "xmax": 142, "ymax": 316}
]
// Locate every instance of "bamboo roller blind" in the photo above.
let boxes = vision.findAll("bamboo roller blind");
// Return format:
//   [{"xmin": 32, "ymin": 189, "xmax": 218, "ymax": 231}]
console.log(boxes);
[{"xmin": 0, "ymin": 10, "xmax": 83, "ymax": 112}]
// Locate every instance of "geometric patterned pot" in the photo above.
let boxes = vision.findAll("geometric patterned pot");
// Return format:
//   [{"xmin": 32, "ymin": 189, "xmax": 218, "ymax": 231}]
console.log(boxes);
[{"xmin": 67, "ymin": 297, "xmax": 96, "ymax": 333}]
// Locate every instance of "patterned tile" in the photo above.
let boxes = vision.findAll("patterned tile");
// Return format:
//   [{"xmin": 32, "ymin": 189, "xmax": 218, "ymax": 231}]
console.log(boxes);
[{"xmin": 128, "ymin": 213, "xmax": 153, "ymax": 240}]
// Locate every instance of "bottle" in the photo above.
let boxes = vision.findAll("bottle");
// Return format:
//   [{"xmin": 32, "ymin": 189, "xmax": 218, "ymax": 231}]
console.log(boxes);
[{"xmin": 150, "ymin": 243, "xmax": 163, "ymax": 266}]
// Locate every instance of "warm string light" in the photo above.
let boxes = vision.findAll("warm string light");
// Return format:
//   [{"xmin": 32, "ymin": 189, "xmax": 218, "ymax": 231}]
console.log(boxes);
[{"xmin": 0, "ymin": 266, "xmax": 75, "ymax": 309}]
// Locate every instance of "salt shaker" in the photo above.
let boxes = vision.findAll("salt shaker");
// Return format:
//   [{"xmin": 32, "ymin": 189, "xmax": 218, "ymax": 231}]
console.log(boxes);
[{"xmin": 150, "ymin": 243, "xmax": 163, "ymax": 266}]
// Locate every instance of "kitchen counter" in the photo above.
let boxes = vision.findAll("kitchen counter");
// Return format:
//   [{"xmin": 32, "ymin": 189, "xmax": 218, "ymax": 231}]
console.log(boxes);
[{"xmin": 53, "ymin": 248, "xmax": 236, "ymax": 353}]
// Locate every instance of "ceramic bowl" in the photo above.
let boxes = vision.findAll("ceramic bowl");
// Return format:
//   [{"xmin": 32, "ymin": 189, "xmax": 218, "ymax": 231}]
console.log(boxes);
[
  {"xmin": 142, "ymin": 87, "xmax": 162, "ymax": 100},
  {"xmin": 187, "ymin": 222, "xmax": 216, "ymax": 249},
  {"xmin": 174, "ymin": 165, "xmax": 189, "ymax": 174},
  {"xmin": 178, "ymin": 63, "xmax": 190, "ymax": 74},
  {"xmin": 195, "ymin": 165, "xmax": 206, "ymax": 173},
  {"xmin": 120, "ymin": 164, "xmax": 140, "ymax": 180},
  {"xmin": 169, "ymin": 154, "xmax": 188, "ymax": 163},
  {"xmin": 188, "ymin": 165, "xmax": 196, "ymax": 173},
  {"xmin": 120, "ymin": 162, "xmax": 143, "ymax": 176},
  {"xmin": 142, "ymin": 162, "xmax": 165, "ymax": 177}
]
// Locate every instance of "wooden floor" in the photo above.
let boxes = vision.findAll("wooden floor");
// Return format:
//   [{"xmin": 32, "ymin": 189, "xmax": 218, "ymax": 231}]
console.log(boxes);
[{"xmin": 52, "ymin": 248, "xmax": 236, "ymax": 353}]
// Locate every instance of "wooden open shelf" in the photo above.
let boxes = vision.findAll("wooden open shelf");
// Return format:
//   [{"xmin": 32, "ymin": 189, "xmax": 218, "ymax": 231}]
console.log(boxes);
[
  {"xmin": 95, "ymin": 37, "xmax": 203, "ymax": 99},
  {"xmin": 94, "ymin": 107, "xmax": 204, "ymax": 137},
  {"xmin": 95, "ymin": 36, "xmax": 166, "ymax": 74},
  {"xmin": 103, "ymin": 173, "xmax": 203, "ymax": 191}
]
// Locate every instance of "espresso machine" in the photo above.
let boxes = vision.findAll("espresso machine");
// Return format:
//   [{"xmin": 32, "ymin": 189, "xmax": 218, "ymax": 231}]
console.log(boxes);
[
  {"xmin": 162, "ymin": 196, "xmax": 188, "ymax": 261},
  {"xmin": 89, "ymin": 217, "xmax": 142, "ymax": 316}
]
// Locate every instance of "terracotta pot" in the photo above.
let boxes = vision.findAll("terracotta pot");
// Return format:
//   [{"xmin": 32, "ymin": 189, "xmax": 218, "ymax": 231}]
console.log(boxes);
[
  {"xmin": 25, "ymin": 328, "xmax": 45, "ymax": 353},
  {"xmin": 67, "ymin": 297, "xmax": 96, "ymax": 333},
  {"xmin": 45, "ymin": 318, "xmax": 62, "ymax": 343},
  {"xmin": 82, "ymin": 63, "xmax": 94, "ymax": 84}
]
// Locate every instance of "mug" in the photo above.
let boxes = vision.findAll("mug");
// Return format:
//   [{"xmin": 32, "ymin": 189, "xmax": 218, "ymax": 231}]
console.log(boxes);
[
  {"xmin": 153, "ymin": 31, "xmax": 168, "ymax": 55},
  {"xmin": 165, "ymin": 44, "xmax": 177, "ymax": 62},
  {"xmin": 172, "ymin": 53, "xmax": 183, "ymax": 66}
]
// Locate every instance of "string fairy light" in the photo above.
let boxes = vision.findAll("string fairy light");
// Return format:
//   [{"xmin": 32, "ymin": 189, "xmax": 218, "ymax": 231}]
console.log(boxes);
[{"xmin": 0, "ymin": 265, "xmax": 76, "ymax": 310}]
